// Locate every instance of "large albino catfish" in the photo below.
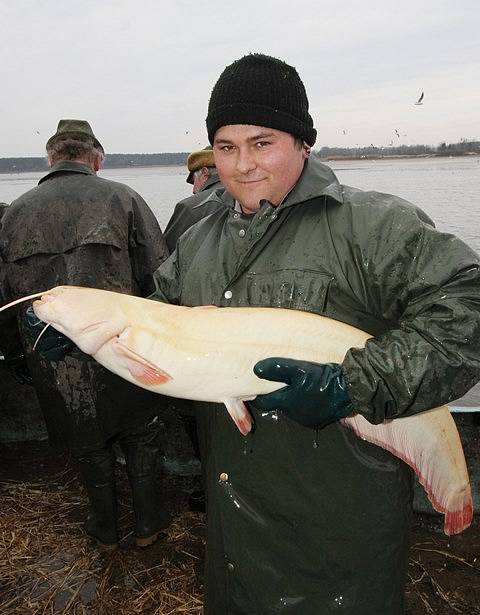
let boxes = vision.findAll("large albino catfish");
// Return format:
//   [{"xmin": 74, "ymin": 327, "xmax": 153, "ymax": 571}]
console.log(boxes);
[{"xmin": 9, "ymin": 285, "xmax": 473, "ymax": 536}]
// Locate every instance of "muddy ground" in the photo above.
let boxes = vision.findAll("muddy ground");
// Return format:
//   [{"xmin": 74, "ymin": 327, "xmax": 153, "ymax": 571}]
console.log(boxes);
[{"xmin": 0, "ymin": 441, "xmax": 479, "ymax": 614}]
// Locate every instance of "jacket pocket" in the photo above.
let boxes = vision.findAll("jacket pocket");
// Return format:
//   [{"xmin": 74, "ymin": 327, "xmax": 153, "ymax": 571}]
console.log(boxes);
[{"xmin": 245, "ymin": 268, "xmax": 334, "ymax": 313}]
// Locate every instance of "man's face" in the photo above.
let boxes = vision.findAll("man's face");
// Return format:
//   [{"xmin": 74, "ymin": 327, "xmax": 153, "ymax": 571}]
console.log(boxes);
[{"xmin": 213, "ymin": 125, "xmax": 308, "ymax": 214}]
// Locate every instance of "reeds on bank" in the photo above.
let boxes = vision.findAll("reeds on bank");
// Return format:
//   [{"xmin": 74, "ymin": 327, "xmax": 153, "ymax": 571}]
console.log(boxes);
[{"xmin": 0, "ymin": 468, "xmax": 204, "ymax": 614}]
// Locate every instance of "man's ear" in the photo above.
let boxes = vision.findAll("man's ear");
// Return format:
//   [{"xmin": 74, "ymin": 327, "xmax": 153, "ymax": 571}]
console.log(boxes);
[
  {"xmin": 93, "ymin": 153, "xmax": 102, "ymax": 172},
  {"xmin": 201, "ymin": 166, "xmax": 210, "ymax": 178}
]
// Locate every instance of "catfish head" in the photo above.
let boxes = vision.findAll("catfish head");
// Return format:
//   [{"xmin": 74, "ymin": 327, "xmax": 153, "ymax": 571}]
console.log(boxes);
[{"xmin": 33, "ymin": 285, "xmax": 130, "ymax": 356}]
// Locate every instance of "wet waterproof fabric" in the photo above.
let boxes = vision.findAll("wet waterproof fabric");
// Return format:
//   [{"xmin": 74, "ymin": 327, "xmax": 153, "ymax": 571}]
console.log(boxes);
[
  {"xmin": 151, "ymin": 156, "xmax": 480, "ymax": 614},
  {"xmin": 0, "ymin": 161, "xmax": 169, "ymax": 455},
  {"xmin": 0, "ymin": 202, "xmax": 28, "ymax": 380},
  {"xmin": 163, "ymin": 170, "xmax": 224, "ymax": 252},
  {"xmin": 0, "ymin": 203, "xmax": 9, "ymax": 308}
]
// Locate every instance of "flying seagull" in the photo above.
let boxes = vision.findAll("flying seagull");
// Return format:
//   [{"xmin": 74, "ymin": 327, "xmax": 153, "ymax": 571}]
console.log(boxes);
[{"xmin": 415, "ymin": 92, "xmax": 424, "ymax": 106}]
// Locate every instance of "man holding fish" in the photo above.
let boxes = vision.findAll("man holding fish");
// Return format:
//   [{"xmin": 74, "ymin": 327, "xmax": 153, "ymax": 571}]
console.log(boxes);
[
  {"xmin": 150, "ymin": 54, "xmax": 480, "ymax": 613},
  {"xmin": 0, "ymin": 121, "xmax": 171, "ymax": 550}
]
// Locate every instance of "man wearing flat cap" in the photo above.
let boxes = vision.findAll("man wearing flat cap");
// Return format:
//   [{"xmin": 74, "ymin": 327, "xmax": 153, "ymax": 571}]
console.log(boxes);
[
  {"xmin": 163, "ymin": 145, "xmax": 224, "ymax": 252},
  {"xmin": 163, "ymin": 145, "xmax": 225, "ymax": 511},
  {"xmin": 186, "ymin": 145, "xmax": 217, "ymax": 193},
  {"xmin": 151, "ymin": 53, "xmax": 480, "ymax": 613},
  {"xmin": 0, "ymin": 119, "xmax": 171, "ymax": 550}
]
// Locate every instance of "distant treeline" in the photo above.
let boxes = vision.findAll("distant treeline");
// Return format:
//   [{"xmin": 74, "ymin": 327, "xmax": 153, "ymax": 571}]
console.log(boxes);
[
  {"xmin": 318, "ymin": 139, "xmax": 480, "ymax": 159},
  {"xmin": 1, "ymin": 140, "xmax": 479, "ymax": 173},
  {"xmin": 0, "ymin": 152, "xmax": 188, "ymax": 174}
]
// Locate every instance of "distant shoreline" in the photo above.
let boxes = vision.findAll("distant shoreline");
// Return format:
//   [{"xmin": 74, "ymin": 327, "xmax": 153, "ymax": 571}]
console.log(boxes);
[
  {"xmin": 323, "ymin": 152, "xmax": 480, "ymax": 162},
  {"xmin": 0, "ymin": 152, "xmax": 189, "ymax": 174},
  {"xmin": 0, "ymin": 151, "xmax": 478, "ymax": 174}
]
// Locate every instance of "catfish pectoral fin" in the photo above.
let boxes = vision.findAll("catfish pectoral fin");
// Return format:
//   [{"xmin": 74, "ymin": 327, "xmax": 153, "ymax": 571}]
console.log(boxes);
[
  {"xmin": 113, "ymin": 340, "xmax": 172, "ymax": 385},
  {"xmin": 223, "ymin": 398, "xmax": 253, "ymax": 435}
]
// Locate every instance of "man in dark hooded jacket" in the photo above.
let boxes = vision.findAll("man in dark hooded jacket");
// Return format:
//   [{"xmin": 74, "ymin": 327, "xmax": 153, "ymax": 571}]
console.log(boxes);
[
  {"xmin": 164, "ymin": 145, "xmax": 224, "ymax": 252},
  {"xmin": 164, "ymin": 146, "xmax": 226, "ymax": 511},
  {"xmin": 151, "ymin": 54, "xmax": 480, "ymax": 614},
  {"xmin": 0, "ymin": 120, "xmax": 170, "ymax": 550}
]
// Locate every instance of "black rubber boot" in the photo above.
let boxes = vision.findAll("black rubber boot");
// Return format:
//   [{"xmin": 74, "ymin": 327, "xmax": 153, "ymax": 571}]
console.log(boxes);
[
  {"xmin": 120, "ymin": 422, "xmax": 171, "ymax": 547},
  {"xmin": 76, "ymin": 447, "xmax": 118, "ymax": 550},
  {"xmin": 188, "ymin": 489, "xmax": 206, "ymax": 513}
]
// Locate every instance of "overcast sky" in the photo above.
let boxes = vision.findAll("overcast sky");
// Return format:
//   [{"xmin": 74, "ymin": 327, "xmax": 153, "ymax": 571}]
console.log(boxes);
[{"xmin": 1, "ymin": 0, "xmax": 479, "ymax": 156}]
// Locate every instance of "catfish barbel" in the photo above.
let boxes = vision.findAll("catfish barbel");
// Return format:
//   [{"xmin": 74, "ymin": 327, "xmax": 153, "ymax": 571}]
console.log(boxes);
[{"xmin": 1, "ymin": 285, "xmax": 473, "ymax": 535}]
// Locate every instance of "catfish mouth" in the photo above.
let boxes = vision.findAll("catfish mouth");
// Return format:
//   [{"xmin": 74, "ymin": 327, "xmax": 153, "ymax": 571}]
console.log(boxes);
[
  {"xmin": 0, "ymin": 291, "xmax": 53, "ymax": 316},
  {"xmin": 32, "ymin": 299, "xmax": 119, "ymax": 356},
  {"xmin": 32, "ymin": 297, "xmax": 61, "ymax": 328}
]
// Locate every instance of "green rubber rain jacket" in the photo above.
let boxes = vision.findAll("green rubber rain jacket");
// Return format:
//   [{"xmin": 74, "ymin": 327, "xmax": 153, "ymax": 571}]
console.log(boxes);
[
  {"xmin": 164, "ymin": 169, "xmax": 223, "ymax": 252},
  {"xmin": 152, "ymin": 157, "xmax": 480, "ymax": 614}
]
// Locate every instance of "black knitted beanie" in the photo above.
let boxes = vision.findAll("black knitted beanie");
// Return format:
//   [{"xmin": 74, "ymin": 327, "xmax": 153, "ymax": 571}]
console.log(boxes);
[{"xmin": 206, "ymin": 53, "xmax": 317, "ymax": 146}]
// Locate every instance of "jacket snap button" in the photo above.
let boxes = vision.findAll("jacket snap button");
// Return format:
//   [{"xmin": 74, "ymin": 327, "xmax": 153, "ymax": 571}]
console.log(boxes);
[
  {"xmin": 227, "ymin": 562, "xmax": 235, "ymax": 572},
  {"xmin": 219, "ymin": 472, "xmax": 229, "ymax": 482},
  {"xmin": 238, "ymin": 229, "xmax": 246, "ymax": 237},
  {"xmin": 224, "ymin": 290, "xmax": 233, "ymax": 299}
]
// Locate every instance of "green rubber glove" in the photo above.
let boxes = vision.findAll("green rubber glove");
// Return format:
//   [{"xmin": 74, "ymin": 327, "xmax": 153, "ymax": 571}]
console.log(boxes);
[
  {"xmin": 253, "ymin": 358, "xmax": 354, "ymax": 429},
  {"xmin": 23, "ymin": 306, "xmax": 74, "ymax": 361}
]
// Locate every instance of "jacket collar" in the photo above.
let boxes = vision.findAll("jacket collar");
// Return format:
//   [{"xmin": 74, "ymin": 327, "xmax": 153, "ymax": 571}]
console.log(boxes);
[
  {"xmin": 38, "ymin": 160, "xmax": 96, "ymax": 185},
  {"xmin": 200, "ymin": 168, "xmax": 221, "ymax": 192},
  {"xmin": 205, "ymin": 156, "xmax": 344, "ymax": 211},
  {"xmin": 279, "ymin": 156, "xmax": 344, "ymax": 209}
]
